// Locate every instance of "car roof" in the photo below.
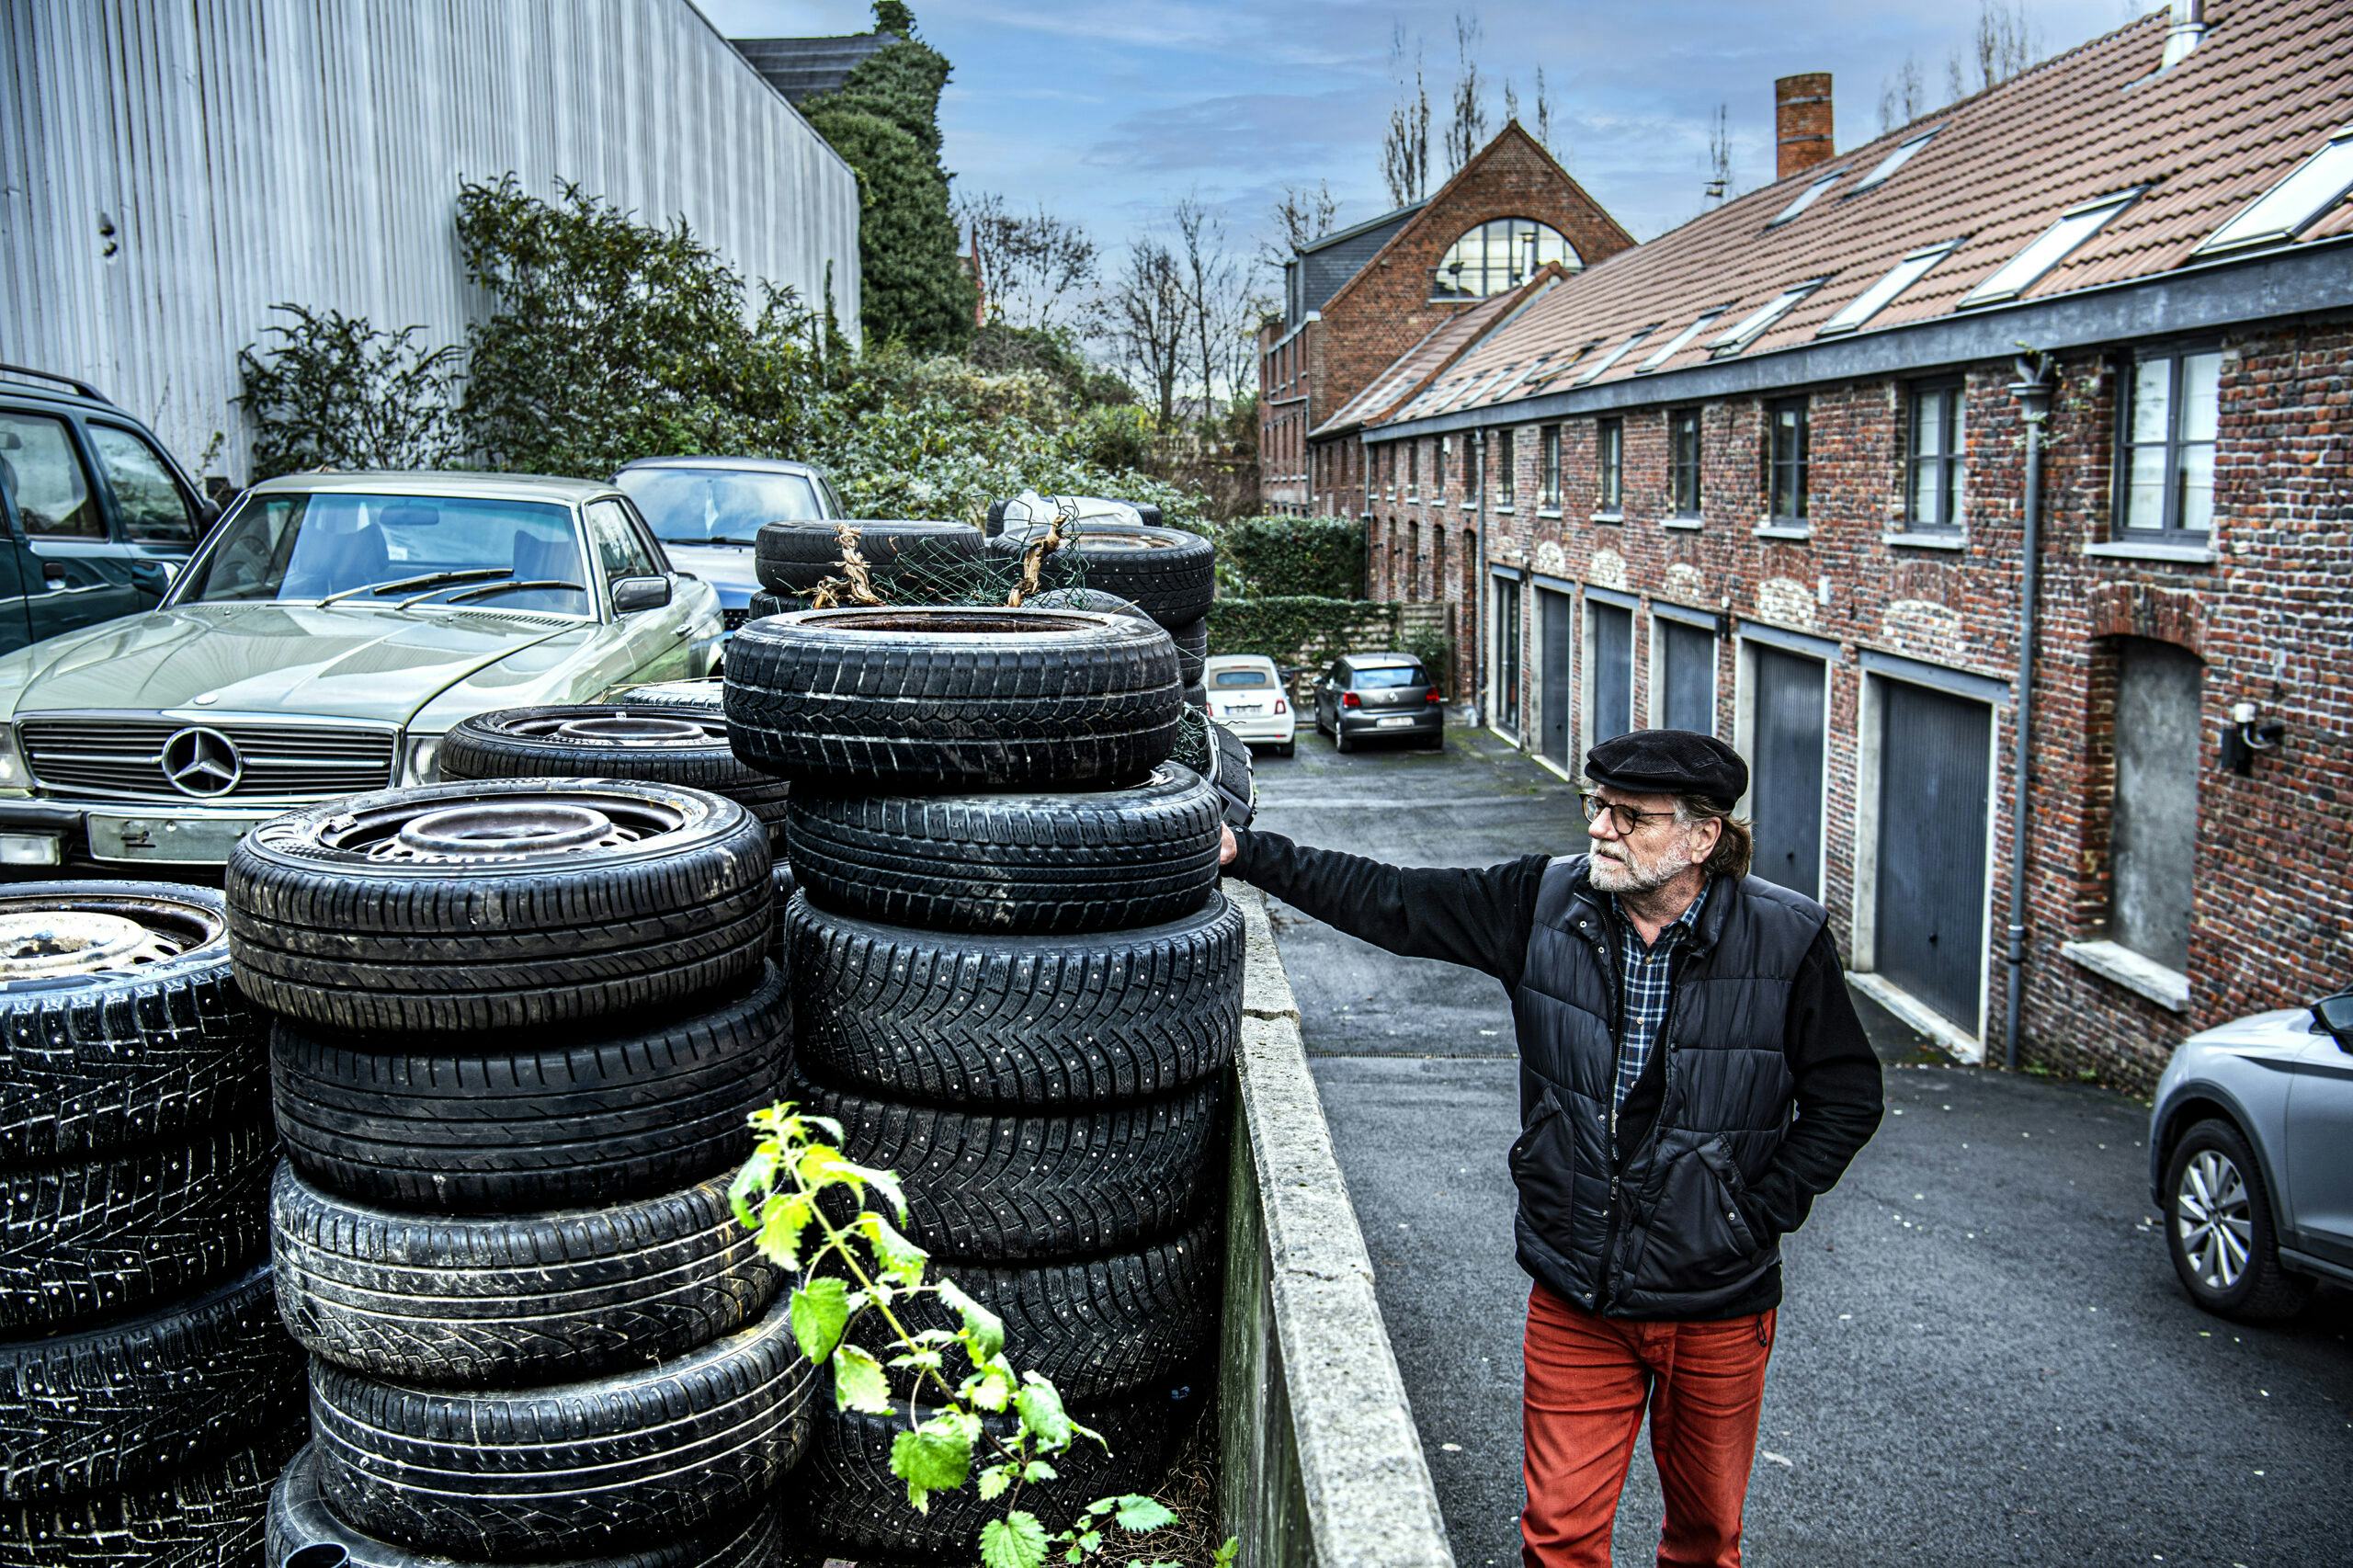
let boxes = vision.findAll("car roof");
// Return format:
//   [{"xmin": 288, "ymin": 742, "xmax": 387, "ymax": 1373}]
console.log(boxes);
[
  {"xmin": 616, "ymin": 456, "xmax": 826, "ymax": 478},
  {"xmin": 1342, "ymin": 652, "xmax": 1420, "ymax": 667},
  {"xmin": 0, "ymin": 364, "xmax": 117, "ymax": 414},
  {"xmin": 244, "ymin": 471, "xmax": 617, "ymax": 505},
  {"xmin": 1204, "ymin": 653, "xmax": 1277, "ymax": 666}
]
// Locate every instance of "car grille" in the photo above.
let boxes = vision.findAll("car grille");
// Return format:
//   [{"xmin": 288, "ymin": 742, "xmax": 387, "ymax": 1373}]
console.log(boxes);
[
  {"xmin": 722, "ymin": 607, "xmax": 751, "ymax": 633},
  {"xmin": 17, "ymin": 717, "xmax": 398, "ymax": 802}
]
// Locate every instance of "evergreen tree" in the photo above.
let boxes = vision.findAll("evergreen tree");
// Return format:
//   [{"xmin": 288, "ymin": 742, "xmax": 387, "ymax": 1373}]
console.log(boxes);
[{"xmin": 803, "ymin": 4, "xmax": 975, "ymax": 354}]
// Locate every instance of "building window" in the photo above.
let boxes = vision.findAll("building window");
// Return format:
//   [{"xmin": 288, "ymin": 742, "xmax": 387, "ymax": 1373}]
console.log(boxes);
[
  {"xmin": 1540, "ymin": 426, "xmax": 1561, "ymax": 508},
  {"xmin": 1498, "ymin": 429, "xmax": 1517, "ymax": 508},
  {"xmin": 2118, "ymin": 347, "xmax": 2221, "ymax": 538},
  {"xmin": 1431, "ymin": 218, "xmax": 1579, "ymax": 301},
  {"xmin": 1494, "ymin": 575, "xmax": 1524, "ymax": 733},
  {"xmin": 1437, "ymin": 436, "xmax": 1449, "ymax": 494},
  {"xmin": 1596, "ymin": 418, "xmax": 1623, "ymax": 514},
  {"xmin": 2108, "ymin": 639, "xmax": 2202, "ymax": 972},
  {"xmin": 1904, "ymin": 380, "xmax": 1964, "ymax": 533},
  {"xmin": 1669, "ymin": 408, "xmax": 1702, "ymax": 517},
  {"xmin": 1766, "ymin": 397, "xmax": 1809, "ymax": 523},
  {"xmin": 1407, "ymin": 438, "xmax": 1420, "ymax": 496}
]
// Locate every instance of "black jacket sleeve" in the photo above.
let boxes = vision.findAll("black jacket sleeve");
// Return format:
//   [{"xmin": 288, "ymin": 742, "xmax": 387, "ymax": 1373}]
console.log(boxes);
[
  {"xmin": 1742, "ymin": 926, "xmax": 1886, "ymax": 1239},
  {"xmin": 1224, "ymin": 827, "xmax": 1547, "ymax": 990}
]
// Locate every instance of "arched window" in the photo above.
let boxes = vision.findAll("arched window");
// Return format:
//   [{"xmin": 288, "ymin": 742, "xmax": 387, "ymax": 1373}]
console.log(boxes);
[{"xmin": 1430, "ymin": 219, "xmax": 1579, "ymax": 301}]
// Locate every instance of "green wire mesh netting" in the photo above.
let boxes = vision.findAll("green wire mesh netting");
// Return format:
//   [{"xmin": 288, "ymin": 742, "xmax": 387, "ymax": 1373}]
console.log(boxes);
[{"xmin": 800, "ymin": 507, "xmax": 1094, "ymax": 610}]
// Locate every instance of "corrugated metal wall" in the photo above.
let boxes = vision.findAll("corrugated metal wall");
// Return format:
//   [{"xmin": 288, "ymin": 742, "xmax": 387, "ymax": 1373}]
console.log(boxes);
[{"xmin": 0, "ymin": 0, "xmax": 861, "ymax": 480}]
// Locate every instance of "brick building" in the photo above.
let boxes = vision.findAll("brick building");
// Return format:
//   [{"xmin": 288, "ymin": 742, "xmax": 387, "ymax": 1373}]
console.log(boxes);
[
  {"xmin": 1256, "ymin": 123, "xmax": 1632, "ymax": 516},
  {"xmin": 1347, "ymin": 0, "xmax": 2353, "ymax": 1086}
]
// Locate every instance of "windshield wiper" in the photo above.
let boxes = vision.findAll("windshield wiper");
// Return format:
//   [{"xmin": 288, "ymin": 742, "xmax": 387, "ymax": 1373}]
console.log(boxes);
[
  {"xmin": 319, "ymin": 568, "xmax": 510, "ymax": 607},
  {"xmin": 437, "ymin": 578, "xmax": 585, "ymax": 607},
  {"xmin": 674, "ymin": 535, "xmax": 762, "ymax": 547}
]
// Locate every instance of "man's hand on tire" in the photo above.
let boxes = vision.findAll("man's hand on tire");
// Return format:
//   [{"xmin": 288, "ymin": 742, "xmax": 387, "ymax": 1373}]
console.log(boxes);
[{"xmin": 1220, "ymin": 824, "xmax": 1237, "ymax": 867}]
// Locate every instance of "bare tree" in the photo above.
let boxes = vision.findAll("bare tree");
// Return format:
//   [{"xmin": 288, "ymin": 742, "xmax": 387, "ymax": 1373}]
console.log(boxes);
[
  {"xmin": 1256, "ymin": 181, "xmax": 1342, "ymax": 288},
  {"xmin": 1172, "ymin": 197, "xmax": 1253, "ymax": 422},
  {"xmin": 1443, "ymin": 13, "xmax": 1488, "ymax": 175},
  {"xmin": 1108, "ymin": 237, "xmax": 1187, "ymax": 424},
  {"xmin": 1946, "ymin": 0, "xmax": 2039, "ymax": 98},
  {"xmin": 1878, "ymin": 51, "xmax": 1927, "ymax": 132},
  {"xmin": 1381, "ymin": 23, "xmax": 1431, "ymax": 207},
  {"xmin": 954, "ymin": 191, "xmax": 1100, "ymax": 336},
  {"xmin": 1704, "ymin": 102, "xmax": 1734, "ymax": 207},
  {"xmin": 1532, "ymin": 64, "xmax": 1566, "ymax": 169}
]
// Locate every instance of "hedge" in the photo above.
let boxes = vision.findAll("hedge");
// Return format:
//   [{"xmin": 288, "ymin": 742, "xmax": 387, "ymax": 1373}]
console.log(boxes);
[
  {"xmin": 1217, "ymin": 516, "xmax": 1363, "ymax": 599},
  {"xmin": 1206, "ymin": 596, "xmax": 1404, "ymax": 683}
]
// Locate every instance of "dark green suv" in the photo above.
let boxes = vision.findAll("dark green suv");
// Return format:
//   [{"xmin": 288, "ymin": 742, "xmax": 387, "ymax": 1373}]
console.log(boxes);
[{"xmin": 0, "ymin": 365, "xmax": 214, "ymax": 656}]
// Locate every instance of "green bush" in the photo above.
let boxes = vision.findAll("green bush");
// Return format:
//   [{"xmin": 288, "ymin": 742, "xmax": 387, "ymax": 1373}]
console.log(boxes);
[
  {"xmin": 1219, "ymin": 516, "xmax": 1363, "ymax": 598},
  {"xmin": 1207, "ymin": 596, "xmax": 1401, "ymax": 671},
  {"xmin": 234, "ymin": 306, "xmax": 461, "ymax": 480},
  {"xmin": 1404, "ymin": 620, "xmax": 1455, "ymax": 696}
]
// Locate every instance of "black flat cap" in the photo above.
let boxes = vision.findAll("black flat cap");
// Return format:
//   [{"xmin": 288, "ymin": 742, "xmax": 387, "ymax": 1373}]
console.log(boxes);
[{"xmin": 1585, "ymin": 730, "xmax": 1747, "ymax": 804}]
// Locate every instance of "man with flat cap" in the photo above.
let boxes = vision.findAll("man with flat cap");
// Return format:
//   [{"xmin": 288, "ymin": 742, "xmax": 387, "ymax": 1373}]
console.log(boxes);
[{"xmin": 1218, "ymin": 729, "xmax": 1883, "ymax": 1568}]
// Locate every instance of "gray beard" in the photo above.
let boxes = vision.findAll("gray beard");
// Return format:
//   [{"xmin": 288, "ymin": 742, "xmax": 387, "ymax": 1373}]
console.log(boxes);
[{"xmin": 1588, "ymin": 843, "xmax": 1689, "ymax": 893}]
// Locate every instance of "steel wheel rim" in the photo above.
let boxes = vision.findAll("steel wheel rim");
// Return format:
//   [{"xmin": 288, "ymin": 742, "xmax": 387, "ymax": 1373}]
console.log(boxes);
[
  {"xmin": 503, "ymin": 711, "xmax": 724, "ymax": 747},
  {"xmin": 2177, "ymin": 1148, "xmax": 2254, "ymax": 1291},
  {"xmin": 299, "ymin": 790, "xmax": 692, "ymax": 865},
  {"xmin": 0, "ymin": 892, "xmax": 215, "ymax": 979}
]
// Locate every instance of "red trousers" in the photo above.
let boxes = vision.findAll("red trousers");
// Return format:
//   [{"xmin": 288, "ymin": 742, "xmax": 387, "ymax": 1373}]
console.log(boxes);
[{"xmin": 1521, "ymin": 1282, "xmax": 1776, "ymax": 1568}]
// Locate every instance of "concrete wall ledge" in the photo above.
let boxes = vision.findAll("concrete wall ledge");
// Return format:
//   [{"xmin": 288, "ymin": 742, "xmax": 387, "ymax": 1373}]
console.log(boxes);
[{"xmin": 1218, "ymin": 882, "xmax": 1456, "ymax": 1568}]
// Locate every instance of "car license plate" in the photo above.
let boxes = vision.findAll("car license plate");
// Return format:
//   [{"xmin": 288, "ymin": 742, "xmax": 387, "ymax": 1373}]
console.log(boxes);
[
  {"xmin": 87, "ymin": 812, "xmax": 265, "ymax": 864},
  {"xmin": 1376, "ymin": 715, "xmax": 1415, "ymax": 728},
  {"xmin": 1226, "ymin": 704, "xmax": 1265, "ymax": 714}
]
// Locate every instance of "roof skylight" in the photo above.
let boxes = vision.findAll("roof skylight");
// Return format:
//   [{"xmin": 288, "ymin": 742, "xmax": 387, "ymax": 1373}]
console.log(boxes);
[
  {"xmin": 1852, "ymin": 127, "xmax": 1941, "ymax": 193},
  {"xmin": 1708, "ymin": 280, "xmax": 1828, "ymax": 357},
  {"xmin": 2198, "ymin": 125, "xmax": 2353, "ymax": 254},
  {"xmin": 1636, "ymin": 308, "xmax": 1729, "ymax": 372},
  {"xmin": 1574, "ymin": 327, "xmax": 1658, "ymax": 386},
  {"xmin": 1817, "ymin": 240, "xmax": 1961, "ymax": 335},
  {"xmin": 1960, "ymin": 188, "xmax": 2140, "ymax": 306},
  {"xmin": 1766, "ymin": 169, "xmax": 1845, "ymax": 228}
]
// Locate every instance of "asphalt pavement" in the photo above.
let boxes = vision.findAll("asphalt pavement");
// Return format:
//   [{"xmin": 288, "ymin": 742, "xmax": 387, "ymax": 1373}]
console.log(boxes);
[{"xmin": 1245, "ymin": 718, "xmax": 2353, "ymax": 1568}]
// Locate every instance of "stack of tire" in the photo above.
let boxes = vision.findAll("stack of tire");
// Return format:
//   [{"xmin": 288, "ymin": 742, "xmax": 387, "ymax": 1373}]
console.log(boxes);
[
  {"xmin": 990, "ymin": 522, "xmax": 1216, "ymax": 708},
  {"xmin": 748, "ymin": 518, "xmax": 986, "ymax": 621},
  {"xmin": 724, "ymin": 605, "xmax": 1239, "ymax": 1562},
  {"xmin": 1, "ymin": 881, "xmax": 305, "ymax": 1565},
  {"xmin": 223, "ymin": 778, "xmax": 813, "ymax": 1568}
]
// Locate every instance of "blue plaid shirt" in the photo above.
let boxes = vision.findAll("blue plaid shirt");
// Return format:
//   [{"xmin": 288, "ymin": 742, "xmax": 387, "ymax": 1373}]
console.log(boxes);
[{"xmin": 1612, "ymin": 883, "xmax": 1711, "ymax": 1113}]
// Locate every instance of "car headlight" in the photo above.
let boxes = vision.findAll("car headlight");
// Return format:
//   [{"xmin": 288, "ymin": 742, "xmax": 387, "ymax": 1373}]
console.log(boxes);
[
  {"xmin": 0, "ymin": 726, "xmax": 27, "ymax": 791},
  {"xmin": 401, "ymin": 734, "xmax": 442, "ymax": 787}
]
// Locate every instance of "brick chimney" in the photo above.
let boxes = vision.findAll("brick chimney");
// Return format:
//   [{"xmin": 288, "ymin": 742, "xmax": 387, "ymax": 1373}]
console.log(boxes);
[{"xmin": 1775, "ymin": 73, "xmax": 1834, "ymax": 180}]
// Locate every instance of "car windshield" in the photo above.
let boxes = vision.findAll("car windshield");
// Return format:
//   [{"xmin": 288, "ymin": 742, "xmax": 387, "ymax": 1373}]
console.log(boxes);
[
  {"xmin": 613, "ymin": 468, "xmax": 823, "ymax": 544},
  {"xmin": 1211, "ymin": 668, "xmax": 1273, "ymax": 687},
  {"xmin": 1355, "ymin": 665, "xmax": 1427, "ymax": 688},
  {"xmin": 177, "ymin": 492, "xmax": 589, "ymax": 615}
]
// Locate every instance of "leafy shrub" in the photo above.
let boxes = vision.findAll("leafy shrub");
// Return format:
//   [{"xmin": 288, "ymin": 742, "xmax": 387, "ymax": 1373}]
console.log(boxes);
[
  {"xmin": 1206, "ymin": 596, "xmax": 1402, "ymax": 670},
  {"xmin": 234, "ymin": 306, "xmax": 460, "ymax": 480},
  {"xmin": 1404, "ymin": 619, "xmax": 1455, "ymax": 696},
  {"xmin": 1219, "ymin": 516, "xmax": 1363, "ymax": 598}
]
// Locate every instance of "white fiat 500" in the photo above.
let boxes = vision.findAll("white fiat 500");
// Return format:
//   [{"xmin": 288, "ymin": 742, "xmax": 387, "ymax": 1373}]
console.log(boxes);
[{"xmin": 1201, "ymin": 654, "xmax": 1295, "ymax": 756}]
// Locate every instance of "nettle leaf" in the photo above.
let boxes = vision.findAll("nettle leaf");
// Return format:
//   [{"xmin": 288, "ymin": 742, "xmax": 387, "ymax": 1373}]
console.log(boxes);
[
  {"xmin": 890, "ymin": 1420, "xmax": 972, "ymax": 1512},
  {"xmin": 756, "ymin": 1192, "xmax": 815, "ymax": 1268},
  {"xmin": 831, "ymin": 1345, "xmax": 892, "ymax": 1414},
  {"xmin": 980, "ymin": 1510, "xmax": 1049, "ymax": 1568},
  {"xmin": 728, "ymin": 1147, "xmax": 780, "ymax": 1227},
  {"xmin": 1022, "ymin": 1459, "xmax": 1057, "ymax": 1483},
  {"xmin": 1112, "ymin": 1495, "xmax": 1176, "ymax": 1533},
  {"xmin": 845, "ymin": 1160, "xmax": 911, "ymax": 1223},
  {"xmin": 1015, "ymin": 1381, "xmax": 1074, "ymax": 1449},
  {"xmin": 937, "ymin": 1278, "xmax": 1006, "ymax": 1359},
  {"xmin": 888, "ymin": 1347, "xmax": 945, "ymax": 1373},
  {"xmin": 790, "ymin": 1276, "xmax": 851, "ymax": 1363},
  {"xmin": 965, "ymin": 1362, "xmax": 1016, "ymax": 1413},
  {"xmin": 976, "ymin": 1461, "xmax": 1014, "ymax": 1501},
  {"xmin": 858, "ymin": 1213, "xmax": 930, "ymax": 1288}
]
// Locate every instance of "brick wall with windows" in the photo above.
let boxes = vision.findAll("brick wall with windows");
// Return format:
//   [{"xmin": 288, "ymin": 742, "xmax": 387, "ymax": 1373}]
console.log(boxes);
[{"xmin": 1358, "ymin": 316, "xmax": 2353, "ymax": 1088}]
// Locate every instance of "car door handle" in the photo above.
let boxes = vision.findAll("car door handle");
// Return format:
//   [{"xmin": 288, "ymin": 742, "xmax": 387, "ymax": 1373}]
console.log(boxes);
[{"xmin": 41, "ymin": 561, "xmax": 65, "ymax": 583}]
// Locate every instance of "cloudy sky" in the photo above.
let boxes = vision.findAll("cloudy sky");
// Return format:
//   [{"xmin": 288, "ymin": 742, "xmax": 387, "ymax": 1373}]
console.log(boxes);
[{"xmin": 696, "ymin": 0, "xmax": 2155, "ymax": 278}]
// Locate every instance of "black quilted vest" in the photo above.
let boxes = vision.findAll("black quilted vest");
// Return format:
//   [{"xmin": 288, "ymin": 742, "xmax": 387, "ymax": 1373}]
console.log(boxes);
[{"xmin": 1509, "ymin": 855, "xmax": 1826, "ymax": 1318}]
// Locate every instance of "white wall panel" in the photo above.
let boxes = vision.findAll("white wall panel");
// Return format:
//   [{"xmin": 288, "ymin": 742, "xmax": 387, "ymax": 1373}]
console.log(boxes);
[{"xmin": 0, "ymin": 0, "xmax": 861, "ymax": 480}]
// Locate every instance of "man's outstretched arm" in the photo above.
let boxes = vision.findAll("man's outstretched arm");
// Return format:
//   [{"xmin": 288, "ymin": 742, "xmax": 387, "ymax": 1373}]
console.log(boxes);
[{"xmin": 1222, "ymin": 824, "xmax": 1547, "ymax": 989}]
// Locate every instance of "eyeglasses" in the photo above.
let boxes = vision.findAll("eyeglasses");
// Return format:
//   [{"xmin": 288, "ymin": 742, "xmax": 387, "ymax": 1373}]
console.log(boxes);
[{"xmin": 1580, "ymin": 793, "xmax": 1680, "ymax": 835}]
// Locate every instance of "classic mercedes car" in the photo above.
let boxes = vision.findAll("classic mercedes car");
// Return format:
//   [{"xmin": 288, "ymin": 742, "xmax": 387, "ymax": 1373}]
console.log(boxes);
[{"xmin": 0, "ymin": 471, "xmax": 722, "ymax": 873}]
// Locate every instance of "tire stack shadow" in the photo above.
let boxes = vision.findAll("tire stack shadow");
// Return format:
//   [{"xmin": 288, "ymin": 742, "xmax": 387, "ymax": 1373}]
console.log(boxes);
[
  {"xmin": 725, "ymin": 599, "xmax": 1244, "ymax": 1562},
  {"xmin": 230, "ymin": 775, "xmax": 806, "ymax": 1568},
  {"xmin": 1, "ymin": 881, "xmax": 305, "ymax": 1564}
]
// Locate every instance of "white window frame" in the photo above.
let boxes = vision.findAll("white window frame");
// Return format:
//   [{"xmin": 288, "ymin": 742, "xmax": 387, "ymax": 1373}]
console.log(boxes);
[{"xmin": 1960, "ymin": 188, "xmax": 2141, "ymax": 308}]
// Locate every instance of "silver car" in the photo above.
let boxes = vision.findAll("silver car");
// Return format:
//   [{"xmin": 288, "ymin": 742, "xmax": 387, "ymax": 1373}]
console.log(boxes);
[{"xmin": 2149, "ymin": 987, "xmax": 2353, "ymax": 1320}]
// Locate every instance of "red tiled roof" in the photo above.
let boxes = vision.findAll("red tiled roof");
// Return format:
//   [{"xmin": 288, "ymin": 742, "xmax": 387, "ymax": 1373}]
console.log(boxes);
[
  {"xmin": 1311, "ymin": 265, "xmax": 1568, "ymax": 437},
  {"xmin": 1379, "ymin": 0, "xmax": 2353, "ymax": 427}
]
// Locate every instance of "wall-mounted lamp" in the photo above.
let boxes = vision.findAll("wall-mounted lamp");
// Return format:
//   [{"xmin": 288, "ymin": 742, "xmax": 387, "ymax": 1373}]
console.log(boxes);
[{"xmin": 2220, "ymin": 699, "xmax": 2285, "ymax": 775}]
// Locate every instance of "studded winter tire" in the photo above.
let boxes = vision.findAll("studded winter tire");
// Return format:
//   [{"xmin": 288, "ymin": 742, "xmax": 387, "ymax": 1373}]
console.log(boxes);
[{"xmin": 0, "ymin": 1428, "xmax": 300, "ymax": 1568}]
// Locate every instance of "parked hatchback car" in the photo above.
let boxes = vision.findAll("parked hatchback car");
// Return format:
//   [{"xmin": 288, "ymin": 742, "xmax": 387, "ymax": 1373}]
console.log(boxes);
[
  {"xmin": 612, "ymin": 456, "xmax": 843, "ymax": 633},
  {"xmin": 2149, "ymin": 986, "xmax": 2353, "ymax": 1320},
  {"xmin": 1313, "ymin": 653, "xmax": 1443, "ymax": 753},
  {"xmin": 1, "ymin": 364, "xmax": 215, "ymax": 657},
  {"xmin": 1202, "ymin": 654, "xmax": 1295, "ymax": 756},
  {"xmin": 0, "ymin": 471, "xmax": 722, "ymax": 875}
]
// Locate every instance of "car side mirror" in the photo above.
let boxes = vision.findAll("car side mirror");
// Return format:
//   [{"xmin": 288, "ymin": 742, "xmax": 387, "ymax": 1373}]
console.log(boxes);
[
  {"xmin": 2311, "ymin": 988, "xmax": 2353, "ymax": 1053},
  {"xmin": 611, "ymin": 574, "xmax": 672, "ymax": 613}
]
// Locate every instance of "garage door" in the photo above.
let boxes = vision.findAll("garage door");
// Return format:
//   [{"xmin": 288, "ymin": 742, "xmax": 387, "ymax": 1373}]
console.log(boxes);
[
  {"xmin": 1873, "ymin": 680, "xmax": 1992, "ymax": 1030},
  {"xmin": 1538, "ymin": 587, "xmax": 1574, "ymax": 769},
  {"xmin": 1748, "ymin": 644, "xmax": 1824, "ymax": 900},
  {"xmin": 1657, "ymin": 619, "xmax": 1716, "ymax": 735},
  {"xmin": 1588, "ymin": 602, "xmax": 1632, "ymax": 747}
]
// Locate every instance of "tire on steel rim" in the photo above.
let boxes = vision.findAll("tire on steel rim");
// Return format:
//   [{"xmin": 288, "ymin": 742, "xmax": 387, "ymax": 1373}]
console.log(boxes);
[
  {"xmin": 607, "ymin": 677, "xmax": 726, "ymax": 710},
  {"xmin": 439, "ymin": 705, "xmax": 790, "ymax": 834},
  {"xmin": 268, "ymin": 960, "xmax": 790, "ymax": 1212},
  {"xmin": 753, "ymin": 519, "xmax": 982, "ymax": 597},
  {"xmin": 788, "ymin": 892, "xmax": 1240, "ymax": 1106},
  {"xmin": 784, "ymin": 765, "xmax": 1222, "ymax": 934},
  {"xmin": 272, "ymin": 1164, "xmax": 784, "ymax": 1388},
  {"xmin": 267, "ymin": 1445, "xmax": 787, "ymax": 1568},
  {"xmin": 723, "ymin": 608, "xmax": 1181, "ymax": 790},
  {"xmin": 307, "ymin": 1290, "xmax": 815, "ymax": 1557},
  {"xmin": 0, "ymin": 881, "xmax": 265, "ymax": 1163},
  {"xmin": 790, "ymin": 1070, "xmax": 1224, "ymax": 1260},
  {"xmin": 225, "ymin": 779, "xmax": 770, "ymax": 1034}
]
